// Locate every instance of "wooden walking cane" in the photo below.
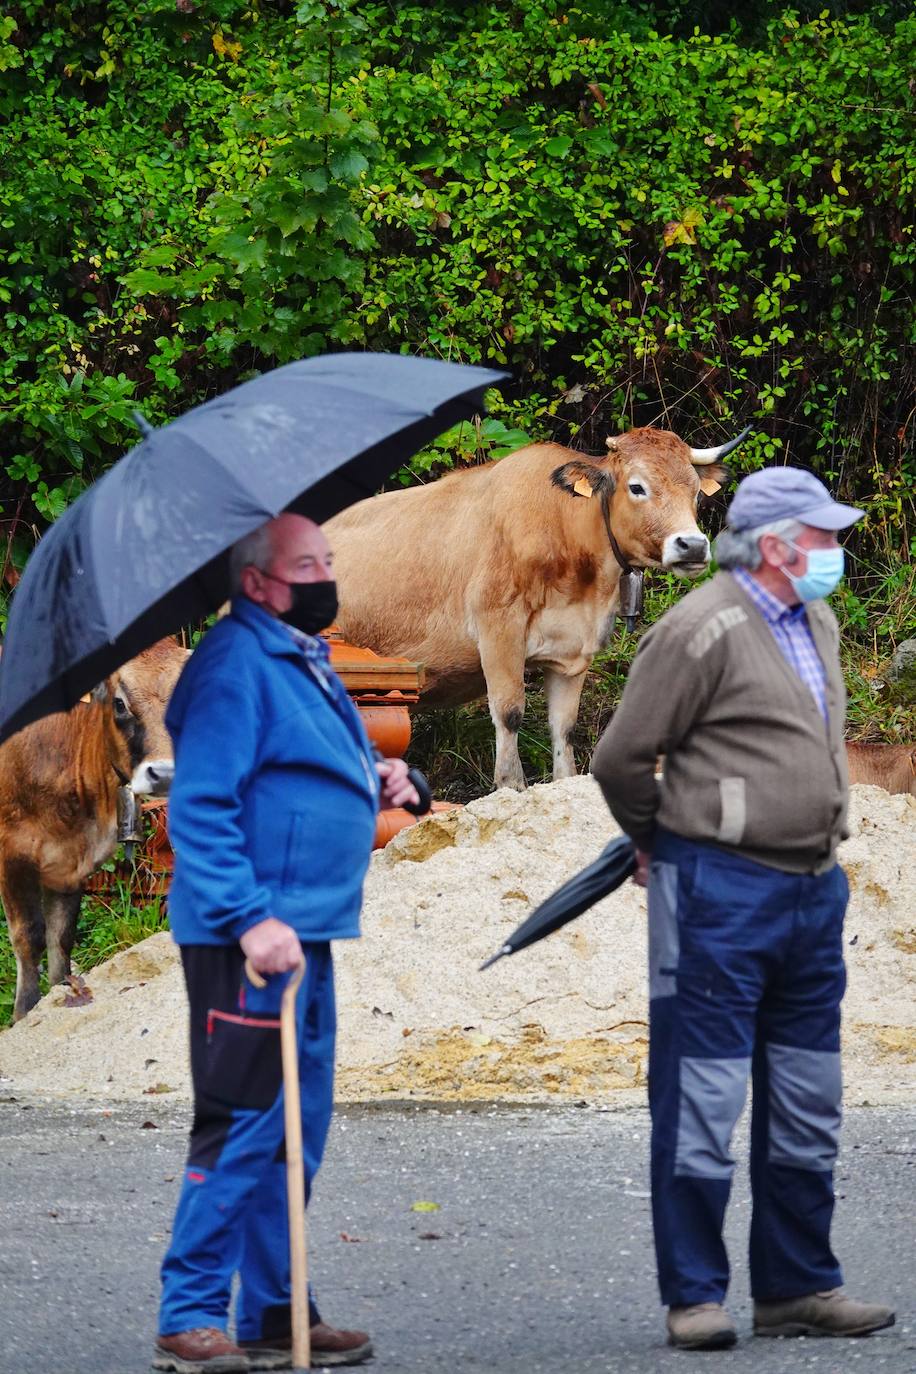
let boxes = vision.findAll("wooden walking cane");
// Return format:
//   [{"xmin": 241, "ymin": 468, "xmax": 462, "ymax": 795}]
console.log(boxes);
[{"xmin": 245, "ymin": 956, "xmax": 310, "ymax": 1372}]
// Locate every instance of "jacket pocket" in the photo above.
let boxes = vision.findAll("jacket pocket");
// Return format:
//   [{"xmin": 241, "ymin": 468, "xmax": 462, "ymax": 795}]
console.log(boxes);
[
  {"xmin": 203, "ymin": 1009, "xmax": 283, "ymax": 1111},
  {"xmin": 282, "ymin": 811, "xmax": 307, "ymax": 888}
]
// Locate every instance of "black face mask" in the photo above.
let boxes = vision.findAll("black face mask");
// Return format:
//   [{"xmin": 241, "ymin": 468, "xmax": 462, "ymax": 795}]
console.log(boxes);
[{"xmin": 262, "ymin": 574, "xmax": 339, "ymax": 636}]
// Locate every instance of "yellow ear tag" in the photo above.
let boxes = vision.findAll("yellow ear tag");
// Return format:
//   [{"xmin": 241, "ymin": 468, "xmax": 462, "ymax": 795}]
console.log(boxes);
[
  {"xmin": 699, "ymin": 477, "xmax": 722, "ymax": 496},
  {"xmin": 573, "ymin": 477, "xmax": 594, "ymax": 498},
  {"xmin": 79, "ymin": 693, "xmax": 92, "ymax": 704}
]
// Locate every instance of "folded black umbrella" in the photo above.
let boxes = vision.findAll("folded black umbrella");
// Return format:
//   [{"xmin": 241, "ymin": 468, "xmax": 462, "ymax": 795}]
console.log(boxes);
[
  {"xmin": 0, "ymin": 352, "xmax": 506, "ymax": 745},
  {"xmin": 480, "ymin": 834, "xmax": 637, "ymax": 970}
]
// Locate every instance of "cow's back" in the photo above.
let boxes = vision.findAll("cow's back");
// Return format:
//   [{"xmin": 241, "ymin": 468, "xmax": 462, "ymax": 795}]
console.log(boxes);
[
  {"xmin": 326, "ymin": 462, "xmax": 498, "ymax": 688},
  {"xmin": 325, "ymin": 444, "xmax": 611, "ymax": 694}
]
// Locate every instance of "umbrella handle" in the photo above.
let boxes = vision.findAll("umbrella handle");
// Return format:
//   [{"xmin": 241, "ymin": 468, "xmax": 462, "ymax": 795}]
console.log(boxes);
[
  {"xmin": 243, "ymin": 957, "xmax": 310, "ymax": 1372},
  {"xmin": 370, "ymin": 744, "xmax": 432, "ymax": 817},
  {"xmin": 403, "ymin": 767, "xmax": 433, "ymax": 817}
]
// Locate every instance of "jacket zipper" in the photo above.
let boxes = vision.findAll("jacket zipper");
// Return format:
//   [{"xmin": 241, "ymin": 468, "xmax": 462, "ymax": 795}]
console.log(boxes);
[{"xmin": 300, "ymin": 659, "xmax": 379, "ymax": 802}]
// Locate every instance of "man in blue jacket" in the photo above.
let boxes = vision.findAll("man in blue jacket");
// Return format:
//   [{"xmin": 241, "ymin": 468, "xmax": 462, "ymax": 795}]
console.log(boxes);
[{"xmin": 154, "ymin": 513, "xmax": 418, "ymax": 1374}]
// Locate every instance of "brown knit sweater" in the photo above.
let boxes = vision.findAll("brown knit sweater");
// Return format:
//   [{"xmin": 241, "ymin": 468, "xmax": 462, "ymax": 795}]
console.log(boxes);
[{"xmin": 590, "ymin": 571, "xmax": 849, "ymax": 874}]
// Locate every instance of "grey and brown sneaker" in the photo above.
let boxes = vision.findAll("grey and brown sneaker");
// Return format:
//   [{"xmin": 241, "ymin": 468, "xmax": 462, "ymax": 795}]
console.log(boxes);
[
  {"xmin": 153, "ymin": 1326, "xmax": 250, "ymax": 1373},
  {"xmin": 667, "ymin": 1302, "xmax": 738, "ymax": 1350},
  {"xmin": 754, "ymin": 1288, "xmax": 895, "ymax": 1338},
  {"xmin": 239, "ymin": 1321, "xmax": 373, "ymax": 1369}
]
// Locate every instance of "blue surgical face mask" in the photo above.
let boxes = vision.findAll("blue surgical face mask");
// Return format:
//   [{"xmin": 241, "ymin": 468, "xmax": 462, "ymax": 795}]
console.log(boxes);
[{"xmin": 782, "ymin": 542, "xmax": 845, "ymax": 601}]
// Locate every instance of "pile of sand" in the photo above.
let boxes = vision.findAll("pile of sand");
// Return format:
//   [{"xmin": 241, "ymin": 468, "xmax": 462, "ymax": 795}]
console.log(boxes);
[{"xmin": 1, "ymin": 778, "xmax": 913, "ymax": 1105}]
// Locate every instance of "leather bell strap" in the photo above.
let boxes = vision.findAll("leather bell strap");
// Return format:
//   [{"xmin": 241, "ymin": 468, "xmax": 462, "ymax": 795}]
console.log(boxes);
[{"xmin": 599, "ymin": 491, "xmax": 644, "ymax": 633}]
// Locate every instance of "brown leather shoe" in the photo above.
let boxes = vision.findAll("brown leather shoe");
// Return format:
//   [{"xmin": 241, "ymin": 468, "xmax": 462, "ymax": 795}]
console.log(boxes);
[
  {"xmin": 153, "ymin": 1326, "xmax": 250, "ymax": 1373},
  {"xmin": 240, "ymin": 1321, "xmax": 372, "ymax": 1369},
  {"xmin": 754, "ymin": 1287, "xmax": 895, "ymax": 1337},
  {"xmin": 667, "ymin": 1302, "xmax": 738, "ymax": 1350}
]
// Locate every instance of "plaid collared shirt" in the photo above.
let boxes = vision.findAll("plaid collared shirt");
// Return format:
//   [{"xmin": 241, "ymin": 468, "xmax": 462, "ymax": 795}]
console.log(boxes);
[
  {"xmin": 281, "ymin": 621, "xmax": 337, "ymax": 696},
  {"xmin": 731, "ymin": 567, "xmax": 828, "ymax": 723}
]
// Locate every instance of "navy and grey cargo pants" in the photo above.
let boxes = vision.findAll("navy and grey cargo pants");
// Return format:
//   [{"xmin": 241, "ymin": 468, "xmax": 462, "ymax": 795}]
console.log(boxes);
[
  {"xmin": 159, "ymin": 942, "xmax": 335, "ymax": 1340},
  {"xmin": 647, "ymin": 829, "xmax": 848, "ymax": 1308}
]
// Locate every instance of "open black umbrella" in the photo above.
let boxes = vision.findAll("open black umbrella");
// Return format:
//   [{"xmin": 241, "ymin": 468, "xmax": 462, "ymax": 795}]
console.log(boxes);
[
  {"xmin": 480, "ymin": 834, "xmax": 637, "ymax": 970},
  {"xmin": 0, "ymin": 352, "xmax": 506, "ymax": 745}
]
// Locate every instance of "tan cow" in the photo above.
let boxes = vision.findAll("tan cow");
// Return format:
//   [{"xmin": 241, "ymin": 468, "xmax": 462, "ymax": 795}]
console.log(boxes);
[
  {"xmin": 0, "ymin": 637, "xmax": 188, "ymax": 1021},
  {"xmin": 846, "ymin": 742, "xmax": 916, "ymax": 795},
  {"xmin": 326, "ymin": 426, "xmax": 747, "ymax": 789}
]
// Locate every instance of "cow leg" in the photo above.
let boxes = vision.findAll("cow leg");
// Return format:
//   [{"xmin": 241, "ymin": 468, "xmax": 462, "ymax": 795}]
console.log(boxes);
[
  {"xmin": 478, "ymin": 623, "xmax": 527, "ymax": 790},
  {"xmin": 543, "ymin": 665, "xmax": 588, "ymax": 780},
  {"xmin": 0, "ymin": 860, "xmax": 46, "ymax": 1022},
  {"xmin": 43, "ymin": 887, "xmax": 83, "ymax": 988}
]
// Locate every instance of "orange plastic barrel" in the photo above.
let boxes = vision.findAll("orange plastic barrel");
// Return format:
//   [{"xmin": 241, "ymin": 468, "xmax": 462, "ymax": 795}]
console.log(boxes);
[{"xmin": 356, "ymin": 703, "xmax": 412, "ymax": 759}]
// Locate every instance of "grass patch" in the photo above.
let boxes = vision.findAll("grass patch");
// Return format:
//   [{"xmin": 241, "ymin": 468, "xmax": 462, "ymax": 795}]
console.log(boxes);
[{"xmin": 0, "ymin": 872, "xmax": 169, "ymax": 1028}]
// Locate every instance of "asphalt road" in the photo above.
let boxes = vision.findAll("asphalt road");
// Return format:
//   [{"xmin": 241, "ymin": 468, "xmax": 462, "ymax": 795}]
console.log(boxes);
[{"xmin": 0, "ymin": 1098, "xmax": 912, "ymax": 1374}]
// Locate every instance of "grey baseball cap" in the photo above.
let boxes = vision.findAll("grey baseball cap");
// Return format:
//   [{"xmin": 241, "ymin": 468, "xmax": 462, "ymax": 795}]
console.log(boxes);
[{"xmin": 726, "ymin": 466, "xmax": 864, "ymax": 531}]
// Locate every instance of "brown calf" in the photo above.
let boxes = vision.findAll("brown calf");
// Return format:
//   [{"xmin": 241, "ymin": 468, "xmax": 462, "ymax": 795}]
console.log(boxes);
[
  {"xmin": 326, "ymin": 426, "xmax": 746, "ymax": 789},
  {"xmin": 846, "ymin": 742, "xmax": 916, "ymax": 796},
  {"xmin": 0, "ymin": 638, "xmax": 188, "ymax": 1021}
]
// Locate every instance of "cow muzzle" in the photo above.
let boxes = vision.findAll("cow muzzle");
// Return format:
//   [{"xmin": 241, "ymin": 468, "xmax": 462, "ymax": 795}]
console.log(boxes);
[
  {"xmin": 663, "ymin": 531, "xmax": 710, "ymax": 577},
  {"xmin": 130, "ymin": 758, "xmax": 175, "ymax": 796}
]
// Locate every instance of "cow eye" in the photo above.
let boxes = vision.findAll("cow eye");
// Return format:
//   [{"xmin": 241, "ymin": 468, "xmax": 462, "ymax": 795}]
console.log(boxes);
[
  {"xmin": 628, "ymin": 481, "xmax": 648, "ymax": 498},
  {"xmin": 113, "ymin": 693, "xmax": 132, "ymax": 722}
]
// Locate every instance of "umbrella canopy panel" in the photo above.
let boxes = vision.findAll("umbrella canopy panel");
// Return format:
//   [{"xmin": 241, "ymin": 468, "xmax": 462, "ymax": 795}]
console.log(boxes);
[{"xmin": 0, "ymin": 353, "xmax": 506, "ymax": 743}]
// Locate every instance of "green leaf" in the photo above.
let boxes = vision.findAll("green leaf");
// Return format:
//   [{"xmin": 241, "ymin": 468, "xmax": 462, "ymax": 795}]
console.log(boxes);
[
  {"xmin": 544, "ymin": 135, "xmax": 573, "ymax": 159},
  {"xmin": 581, "ymin": 127, "xmax": 616, "ymax": 159},
  {"xmin": 143, "ymin": 245, "xmax": 180, "ymax": 269},
  {"xmin": 121, "ymin": 268, "xmax": 177, "ymax": 296},
  {"xmin": 217, "ymin": 232, "xmax": 267, "ymax": 272},
  {"xmin": 329, "ymin": 149, "xmax": 370, "ymax": 182}
]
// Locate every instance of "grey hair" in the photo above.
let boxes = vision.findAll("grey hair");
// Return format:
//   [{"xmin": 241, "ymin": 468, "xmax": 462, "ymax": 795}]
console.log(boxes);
[
  {"xmin": 229, "ymin": 523, "xmax": 274, "ymax": 594},
  {"xmin": 714, "ymin": 517, "xmax": 803, "ymax": 571}
]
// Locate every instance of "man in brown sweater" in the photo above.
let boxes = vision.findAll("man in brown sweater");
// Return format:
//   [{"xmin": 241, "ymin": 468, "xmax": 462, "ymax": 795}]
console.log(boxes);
[{"xmin": 591, "ymin": 467, "xmax": 895, "ymax": 1351}]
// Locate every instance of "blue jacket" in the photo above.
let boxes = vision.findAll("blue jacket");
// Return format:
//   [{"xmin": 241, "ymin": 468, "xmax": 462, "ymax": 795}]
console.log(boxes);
[{"xmin": 164, "ymin": 597, "xmax": 380, "ymax": 945}]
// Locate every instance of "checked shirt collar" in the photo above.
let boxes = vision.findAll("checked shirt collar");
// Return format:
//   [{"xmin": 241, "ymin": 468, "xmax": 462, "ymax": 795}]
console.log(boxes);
[
  {"xmin": 731, "ymin": 567, "xmax": 828, "ymax": 723},
  {"xmin": 280, "ymin": 620, "xmax": 336, "ymax": 695}
]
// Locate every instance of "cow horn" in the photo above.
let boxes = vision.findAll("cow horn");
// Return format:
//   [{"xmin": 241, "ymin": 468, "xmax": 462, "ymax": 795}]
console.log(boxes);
[{"xmin": 689, "ymin": 424, "xmax": 752, "ymax": 465}]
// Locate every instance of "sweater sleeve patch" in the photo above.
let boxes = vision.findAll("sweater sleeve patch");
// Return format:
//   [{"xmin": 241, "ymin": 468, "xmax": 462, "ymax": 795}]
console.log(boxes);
[{"xmin": 686, "ymin": 605, "xmax": 748, "ymax": 660}]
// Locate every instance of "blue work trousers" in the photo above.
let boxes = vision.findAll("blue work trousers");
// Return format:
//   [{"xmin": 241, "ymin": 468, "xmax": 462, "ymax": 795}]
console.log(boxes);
[
  {"xmin": 647, "ymin": 830, "xmax": 848, "ymax": 1308},
  {"xmin": 159, "ymin": 942, "xmax": 335, "ymax": 1340}
]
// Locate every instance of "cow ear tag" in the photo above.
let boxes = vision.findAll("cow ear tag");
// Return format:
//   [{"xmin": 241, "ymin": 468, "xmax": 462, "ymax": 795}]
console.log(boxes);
[
  {"xmin": 573, "ymin": 477, "xmax": 594, "ymax": 499},
  {"xmin": 79, "ymin": 692, "xmax": 92, "ymax": 704},
  {"xmin": 699, "ymin": 476, "xmax": 722, "ymax": 496}
]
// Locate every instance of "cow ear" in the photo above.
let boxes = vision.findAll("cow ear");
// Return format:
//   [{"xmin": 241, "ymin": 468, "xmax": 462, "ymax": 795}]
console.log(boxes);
[
  {"xmin": 696, "ymin": 462, "xmax": 731, "ymax": 498},
  {"xmin": 551, "ymin": 461, "xmax": 615, "ymax": 500}
]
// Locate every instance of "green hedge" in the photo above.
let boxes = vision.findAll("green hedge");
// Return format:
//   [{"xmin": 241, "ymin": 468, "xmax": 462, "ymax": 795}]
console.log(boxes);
[{"xmin": 1, "ymin": 2, "xmax": 914, "ymax": 620}]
